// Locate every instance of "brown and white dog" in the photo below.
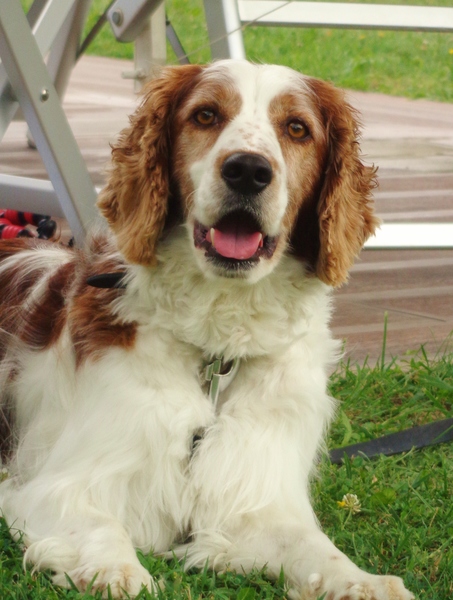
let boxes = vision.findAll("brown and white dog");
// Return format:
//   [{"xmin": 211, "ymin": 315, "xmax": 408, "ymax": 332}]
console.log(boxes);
[{"xmin": 0, "ymin": 61, "xmax": 413, "ymax": 600}]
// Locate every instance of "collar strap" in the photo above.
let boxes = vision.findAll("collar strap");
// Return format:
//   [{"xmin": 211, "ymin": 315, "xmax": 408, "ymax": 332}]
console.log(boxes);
[
  {"xmin": 86, "ymin": 272, "xmax": 127, "ymax": 289},
  {"xmin": 192, "ymin": 356, "xmax": 241, "ymax": 454}
]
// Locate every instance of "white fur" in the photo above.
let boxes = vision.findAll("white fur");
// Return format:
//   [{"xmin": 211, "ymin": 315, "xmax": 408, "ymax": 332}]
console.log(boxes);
[
  {"xmin": 187, "ymin": 62, "xmax": 308, "ymax": 283},
  {"xmin": 191, "ymin": 63, "xmax": 293, "ymax": 235},
  {"xmin": 0, "ymin": 62, "xmax": 412, "ymax": 600}
]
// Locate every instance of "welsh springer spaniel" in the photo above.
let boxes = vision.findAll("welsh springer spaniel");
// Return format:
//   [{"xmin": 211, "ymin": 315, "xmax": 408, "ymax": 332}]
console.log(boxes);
[{"xmin": 0, "ymin": 61, "xmax": 412, "ymax": 600}]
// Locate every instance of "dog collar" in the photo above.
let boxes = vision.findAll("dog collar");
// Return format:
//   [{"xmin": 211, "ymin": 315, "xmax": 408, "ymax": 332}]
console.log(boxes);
[
  {"xmin": 204, "ymin": 356, "xmax": 240, "ymax": 410},
  {"xmin": 86, "ymin": 272, "xmax": 127, "ymax": 289},
  {"xmin": 192, "ymin": 356, "xmax": 241, "ymax": 453}
]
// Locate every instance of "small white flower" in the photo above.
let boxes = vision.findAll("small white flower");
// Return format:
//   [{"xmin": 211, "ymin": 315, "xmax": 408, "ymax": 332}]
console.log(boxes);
[{"xmin": 337, "ymin": 493, "xmax": 361, "ymax": 514}]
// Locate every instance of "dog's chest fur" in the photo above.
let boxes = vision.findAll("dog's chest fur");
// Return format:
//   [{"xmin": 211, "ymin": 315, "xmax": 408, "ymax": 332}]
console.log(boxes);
[
  {"xmin": 56, "ymin": 228, "xmax": 335, "ymax": 550},
  {"xmin": 120, "ymin": 227, "xmax": 333, "ymax": 362}
]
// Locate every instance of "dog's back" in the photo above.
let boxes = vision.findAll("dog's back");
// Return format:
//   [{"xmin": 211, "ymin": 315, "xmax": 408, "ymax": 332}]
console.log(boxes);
[{"xmin": 0, "ymin": 236, "xmax": 133, "ymax": 462}]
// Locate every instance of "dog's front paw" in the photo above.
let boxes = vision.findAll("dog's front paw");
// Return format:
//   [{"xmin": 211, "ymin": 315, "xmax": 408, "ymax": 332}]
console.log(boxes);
[
  {"xmin": 54, "ymin": 561, "xmax": 155, "ymax": 598},
  {"xmin": 299, "ymin": 572, "xmax": 414, "ymax": 600}
]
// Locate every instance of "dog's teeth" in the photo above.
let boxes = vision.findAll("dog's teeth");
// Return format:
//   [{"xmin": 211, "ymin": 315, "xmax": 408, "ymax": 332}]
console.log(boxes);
[
  {"xmin": 210, "ymin": 228, "xmax": 216, "ymax": 247},
  {"xmin": 258, "ymin": 234, "xmax": 264, "ymax": 248}
]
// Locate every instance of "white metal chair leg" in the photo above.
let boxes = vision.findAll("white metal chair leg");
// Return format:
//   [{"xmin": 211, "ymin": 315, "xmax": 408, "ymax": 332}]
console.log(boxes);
[
  {"xmin": 27, "ymin": 0, "xmax": 93, "ymax": 148},
  {"xmin": 47, "ymin": 0, "xmax": 93, "ymax": 102},
  {"xmin": 204, "ymin": 0, "xmax": 246, "ymax": 60},
  {"xmin": 0, "ymin": 1, "xmax": 98, "ymax": 245},
  {"xmin": 0, "ymin": 0, "xmax": 76, "ymax": 140}
]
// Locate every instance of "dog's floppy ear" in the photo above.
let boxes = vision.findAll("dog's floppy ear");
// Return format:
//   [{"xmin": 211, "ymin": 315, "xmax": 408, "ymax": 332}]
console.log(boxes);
[
  {"xmin": 305, "ymin": 78, "xmax": 379, "ymax": 287},
  {"xmin": 97, "ymin": 65, "xmax": 204, "ymax": 265}
]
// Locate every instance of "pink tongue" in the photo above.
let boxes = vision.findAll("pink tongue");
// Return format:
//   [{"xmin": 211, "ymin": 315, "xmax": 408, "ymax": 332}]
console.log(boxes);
[{"xmin": 210, "ymin": 227, "xmax": 262, "ymax": 260}]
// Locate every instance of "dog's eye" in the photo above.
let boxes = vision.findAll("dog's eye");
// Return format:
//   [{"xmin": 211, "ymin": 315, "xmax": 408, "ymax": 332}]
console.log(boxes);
[
  {"xmin": 193, "ymin": 109, "xmax": 217, "ymax": 126},
  {"xmin": 287, "ymin": 120, "xmax": 309, "ymax": 140}
]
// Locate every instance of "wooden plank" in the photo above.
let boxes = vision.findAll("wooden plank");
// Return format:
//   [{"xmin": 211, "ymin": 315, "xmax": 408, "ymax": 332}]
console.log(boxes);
[{"xmin": 336, "ymin": 324, "xmax": 453, "ymax": 365}]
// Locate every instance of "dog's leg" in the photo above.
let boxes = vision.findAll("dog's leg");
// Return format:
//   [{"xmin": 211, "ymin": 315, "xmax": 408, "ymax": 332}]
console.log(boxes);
[
  {"xmin": 183, "ymin": 348, "xmax": 413, "ymax": 600},
  {"xmin": 46, "ymin": 518, "xmax": 154, "ymax": 598},
  {"xmin": 2, "ymin": 479, "xmax": 151, "ymax": 596},
  {"xmin": 3, "ymin": 498, "xmax": 155, "ymax": 599},
  {"xmin": 184, "ymin": 498, "xmax": 414, "ymax": 600},
  {"xmin": 0, "ymin": 339, "xmax": 212, "ymax": 597},
  {"xmin": 208, "ymin": 522, "xmax": 413, "ymax": 600}
]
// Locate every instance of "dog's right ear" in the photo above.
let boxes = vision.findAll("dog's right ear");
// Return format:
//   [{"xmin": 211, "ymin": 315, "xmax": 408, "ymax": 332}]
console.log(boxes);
[{"xmin": 97, "ymin": 65, "xmax": 204, "ymax": 266}]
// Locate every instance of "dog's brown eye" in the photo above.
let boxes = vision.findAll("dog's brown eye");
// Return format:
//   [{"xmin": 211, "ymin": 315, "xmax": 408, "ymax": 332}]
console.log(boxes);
[
  {"xmin": 287, "ymin": 120, "xmax": 309, "ymax": 140},
  {"xmin": 194, "ymin": 109, "xmax": 217, "ymax": 126}
]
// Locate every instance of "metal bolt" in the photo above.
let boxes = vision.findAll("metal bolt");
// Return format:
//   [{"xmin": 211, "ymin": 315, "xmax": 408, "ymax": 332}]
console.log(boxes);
[
  {"xmin": 40, "ymin": 88, "xmax": 50, "ymax": 102},
  {"xmin": 111, "ymin": 9, "xmax": 123, "ymax": 26}
]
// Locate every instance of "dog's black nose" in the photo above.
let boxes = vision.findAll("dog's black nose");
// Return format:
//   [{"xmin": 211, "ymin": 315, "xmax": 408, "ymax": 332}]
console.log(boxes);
[{"xmin": 221, "ymin": 153, "xmax": 273, "ymax": 195}]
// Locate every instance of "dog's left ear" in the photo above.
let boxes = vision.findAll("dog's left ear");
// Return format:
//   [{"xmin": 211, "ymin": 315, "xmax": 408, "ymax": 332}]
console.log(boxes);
[
  {"xmin": 306, "ymin": 78, "xmax": 379, "ymax": 287},
  {"xmin": 98, "ymin": 65, "xmax": 204, "ymax": 265}
]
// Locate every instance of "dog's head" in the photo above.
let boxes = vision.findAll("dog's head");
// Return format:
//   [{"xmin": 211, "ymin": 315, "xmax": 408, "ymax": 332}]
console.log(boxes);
[{"xmin": 98, "ymin": 60, "xmax": 378, "ymax": 286}]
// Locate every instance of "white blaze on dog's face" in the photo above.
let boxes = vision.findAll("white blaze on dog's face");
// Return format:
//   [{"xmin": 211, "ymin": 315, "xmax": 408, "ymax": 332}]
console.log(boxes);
[{"xmin": 172, "ymin": 61, "xmax": 328, "ymax": 282}]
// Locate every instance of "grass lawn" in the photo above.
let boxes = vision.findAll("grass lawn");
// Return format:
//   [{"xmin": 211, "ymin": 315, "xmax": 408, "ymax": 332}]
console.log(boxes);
[
  {"xmin": 4, "ymin": 2, "xmax": 453, "ymax": 599},
  {"xmin": 1, "ymin": 342, "xmax": 453, "ymax": 599},
  {"xmin": 79, "ymin": 0, "xmax": 453, "ymax": 102},
  {"xmin": 21, "ymin": 0, "xmax": 453, "ymax": 101}
]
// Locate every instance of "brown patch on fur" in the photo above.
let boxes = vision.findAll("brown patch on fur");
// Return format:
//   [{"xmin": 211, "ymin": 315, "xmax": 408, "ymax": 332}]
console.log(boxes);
[
  {"xmin": 171, "ymin": 73, "xmax": 243, "ymax": 218},
  {"xmin": 0, "ymin": 237, "xmax": 41, "ymax": 258},
  {"xmin": 0, "ymin": 261, "xmax": 44, "ymax": 305},
  {"xmin": 20, "ymin": 260, "xmax": 76, "ymax": 348},
  {"xmin": 97, "ymin": 65, "xmax": 206, "ymax": 266},
  {"xmin": 0, "ymin": 240, "xmax": 75, "ymax": 351},
  {"xmin": 303, "ymin": 77, "xmax": 379, "ymax": 287},
  {"xmin": 0, "ymin": 265, "xmax": 44, "ymax": 352},
  {"xmin": 0, "ymin": 240, "xmax": 47, "ymax": 322},
  {"xmin": 267, "ymin": 88, "xmax": 328, "ymax": 272},
  {"xmin": 273, "ymin": 77, "xmax": 378, "ymax": 286},
  {"xmin": 0, "ymin": 236, "xmax": 137, "ymax": 368},
  {"xmin": 69, "ymin": 254, "xmax": 137, "ymax": 368}
]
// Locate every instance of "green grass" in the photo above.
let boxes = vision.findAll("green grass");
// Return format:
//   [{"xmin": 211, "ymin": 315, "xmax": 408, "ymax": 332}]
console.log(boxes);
[
  {"xmin": 76, "ymin": 0, "xmax": 453, "ymax": 102},
  {"xmin": 1, "ymin": 341, "xmax": 452, "ymax": 599},
  {"xmin": 21, "ymin": 0, "xmax": 453, "ymax": 101},
  {"xmin": 319, "ymin": 343, "xmax": 453, "ymax": 599}
]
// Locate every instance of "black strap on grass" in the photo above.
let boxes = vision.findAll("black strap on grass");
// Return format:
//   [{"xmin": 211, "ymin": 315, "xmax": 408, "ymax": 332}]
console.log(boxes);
[{"xmin": 330, "ymin": 418, "xmax": 453, "ymax": 464}]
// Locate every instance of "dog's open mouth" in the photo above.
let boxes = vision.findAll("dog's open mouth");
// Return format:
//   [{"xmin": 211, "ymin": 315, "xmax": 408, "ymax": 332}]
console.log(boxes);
[{"xmin": 194, "ymin": 211, "xmax": 278, "ymax": 270}]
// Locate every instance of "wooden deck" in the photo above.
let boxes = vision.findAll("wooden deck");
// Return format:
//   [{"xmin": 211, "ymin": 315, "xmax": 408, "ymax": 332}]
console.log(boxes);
[
  {"xmin": 338, "ymin": 89, "xmax": 453, "ymax": 362},
  {"xmin": 2, "ymin": 56, "xmax": 453, "ymax": 364}
]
